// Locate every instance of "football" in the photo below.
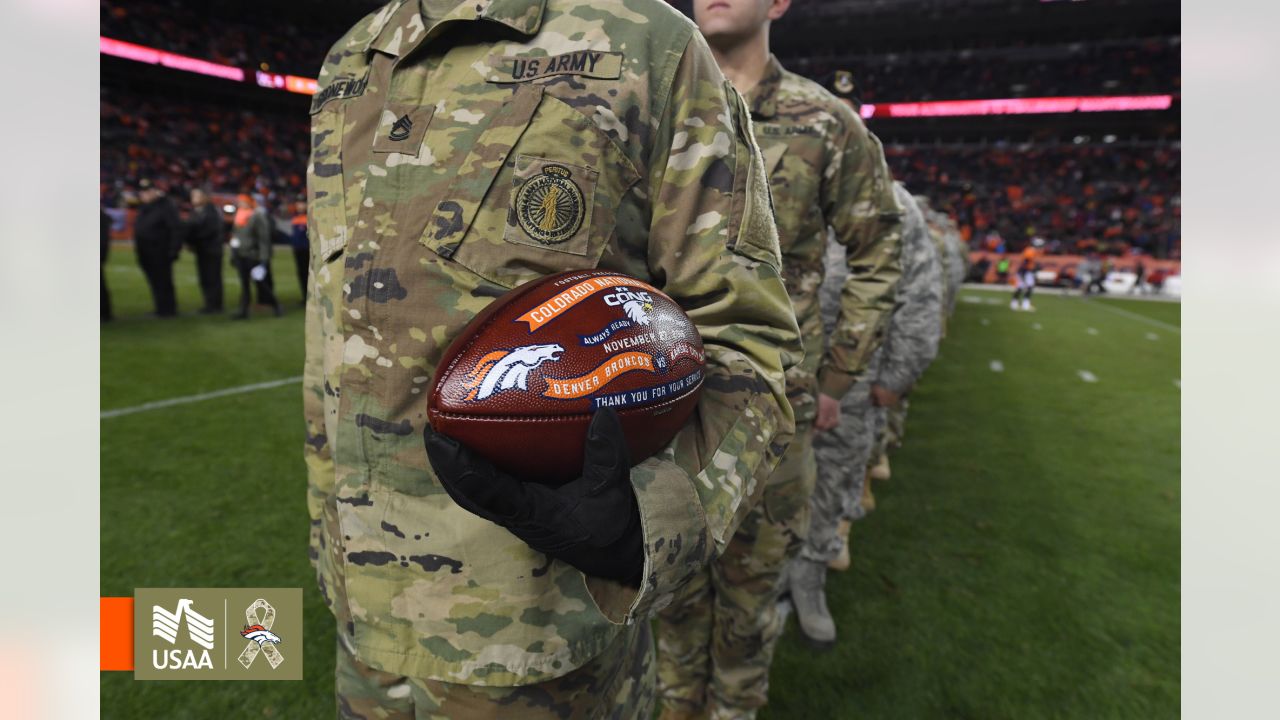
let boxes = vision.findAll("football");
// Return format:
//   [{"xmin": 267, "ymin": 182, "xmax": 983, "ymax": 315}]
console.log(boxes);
[{"xmin": 428, "ymin": 270, "xmax": 706, "ymax": 485}]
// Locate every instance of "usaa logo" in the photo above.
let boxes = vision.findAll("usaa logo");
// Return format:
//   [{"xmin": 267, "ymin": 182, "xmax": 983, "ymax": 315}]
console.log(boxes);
[{"xmin": 602, "ymin": 287, "xmax": 653, "ymax": 326}]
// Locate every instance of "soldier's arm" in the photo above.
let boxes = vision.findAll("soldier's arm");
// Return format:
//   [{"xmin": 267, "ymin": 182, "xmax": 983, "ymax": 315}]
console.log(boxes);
[
  {"xmin": 817, "ymin": 112, "xmax": 904, "ymax": 399},
  {"xmin": 588, "ymin": 31, "xmax": 801, "ymax": 621},
  {"xmin": 876, "ymin": 211, "xmax": 943, "ymax": 396},
  {"xmin": 302, "ymin": 262, "xmax": 332, "ymax": 575}
]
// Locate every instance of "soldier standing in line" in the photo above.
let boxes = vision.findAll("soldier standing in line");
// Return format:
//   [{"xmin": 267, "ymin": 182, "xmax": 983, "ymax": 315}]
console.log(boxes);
[
  {"xmin": 303, "ymin": 0, "xmax": 802, "ymax": 716},
  {"xmin": 230, "ymin": 194, "xmax": 282, "ymax": 319},
  {"xmin": 655, "ymin": 1, "xmax": 903, "ymax": 716},
  {"xmin": 187, "ymin": 188, "xmax": 226, "ymax": 314},
  {"xmin": 791, "ymin": 181, "xmax": 943, "ymax": 647},
  {"xmin": 132, "ymin": 178, "xmax": 182, "ymax": 318}
]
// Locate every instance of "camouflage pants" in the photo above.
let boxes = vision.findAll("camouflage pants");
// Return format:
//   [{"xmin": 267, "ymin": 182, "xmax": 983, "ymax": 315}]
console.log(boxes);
[
  {"xmin": 335, "ymin": 622, "xmax": 654, "ymax": 720},
  {"xmin": 882, "ymin": 398, "xmax": 909, "ymax": 452},
  {"xmin": 802, "ymin": 383, "xmax": 883, "ymax": 564},
  {"xmin": 655, "ymin": 423, "xmax": 815, "ymax": 720}
]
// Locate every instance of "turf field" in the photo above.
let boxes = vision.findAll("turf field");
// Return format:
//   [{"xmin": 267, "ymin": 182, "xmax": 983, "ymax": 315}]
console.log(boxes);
[{"xmin": 101, "ymin": 251, "xmax": 1180, "ymax": 718}]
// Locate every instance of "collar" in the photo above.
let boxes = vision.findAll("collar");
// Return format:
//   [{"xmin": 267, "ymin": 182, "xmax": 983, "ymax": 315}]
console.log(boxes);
[
  {"xmin": 745, "ymin": 54, "xmax": 785, "ymax": 120},
  {"xmin": 365, "ymin": 0, "xmax": 546, "ymax": 56}
]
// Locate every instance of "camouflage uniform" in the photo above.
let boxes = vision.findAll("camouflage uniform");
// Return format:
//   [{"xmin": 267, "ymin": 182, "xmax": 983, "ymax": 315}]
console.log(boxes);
[
  {"xmin": 872, "ymin": 199, "xmax": 962, "ymax": 453},
  {"xmin": 655, "ymin": 55, "xmax": 902, "ymax": 719},
  {"xmin": 303, "ymin": 1, "xmax": 803, "ymax": 716},
  {"xmin": 807, "ymin": 184, "xmax": 941, "ymax": 556}
]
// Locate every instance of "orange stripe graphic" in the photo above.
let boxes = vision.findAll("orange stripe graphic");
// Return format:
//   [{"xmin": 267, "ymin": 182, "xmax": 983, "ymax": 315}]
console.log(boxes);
[
  {"xmin": 543, "ymin": 352, "xmax": 656, "ymax": 399},
  {"xmin": 516, "ymin": 276, "xmax": 659, "ymax": 331},
  {"xmin": 101, "ymin": 597, "xmax": 134, "ymax": 671}
]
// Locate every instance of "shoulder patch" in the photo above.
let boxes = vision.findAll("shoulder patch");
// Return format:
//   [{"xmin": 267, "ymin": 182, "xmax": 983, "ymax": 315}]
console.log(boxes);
[{"xmin": 487, "ymin": 51, "xmax": 623, "ymax": 83}]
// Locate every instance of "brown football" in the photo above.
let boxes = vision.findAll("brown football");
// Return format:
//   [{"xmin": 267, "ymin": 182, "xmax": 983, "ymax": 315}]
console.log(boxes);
[{"xmin": 428, "ymin": 270, "xmax": 706, "ymax": 485}]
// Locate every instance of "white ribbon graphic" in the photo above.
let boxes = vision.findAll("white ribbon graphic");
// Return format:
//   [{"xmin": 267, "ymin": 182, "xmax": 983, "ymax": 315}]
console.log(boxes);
[{"xmin": 238, "ymin": 598, "xmax": 284, "ymax": 670}]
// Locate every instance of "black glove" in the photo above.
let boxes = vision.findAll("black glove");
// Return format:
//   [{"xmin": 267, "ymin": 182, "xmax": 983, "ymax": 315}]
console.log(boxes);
[{"xmin": 423, "ymin": 408, "xmax": 644, "ymax": 588}]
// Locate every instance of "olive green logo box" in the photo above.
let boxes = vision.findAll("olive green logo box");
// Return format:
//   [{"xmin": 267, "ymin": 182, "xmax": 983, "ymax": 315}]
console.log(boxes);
[{"xmin": 134, "ymin": 588, "xmax": 303, "ymax": 680}]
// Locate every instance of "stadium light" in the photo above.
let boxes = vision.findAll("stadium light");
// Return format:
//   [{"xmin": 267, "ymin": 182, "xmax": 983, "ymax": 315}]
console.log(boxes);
[{"xmin": 100, "ymin": 37, "xmax": 244, "ymax": 82}]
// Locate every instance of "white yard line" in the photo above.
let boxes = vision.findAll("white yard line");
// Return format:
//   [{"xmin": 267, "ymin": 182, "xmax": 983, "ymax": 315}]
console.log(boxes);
[
  {"xmin": 1084, "ymin": 298, "xmax": 1181, "ymax": 334},
  {"xmin": 989, "ymin": 360, "xmax": 1005, "ymax": 373},
  {"xmin": 1031, "ymin": 322, "xmax": 1042, "ymax": 331},
  {"xmin": 101, "ymin": 376, "xmax": 303, "ymax": 419},
  {"xmin": 1086, "ymin": 327, "xmax": 1099, "ymax": 335},
  {"xmin": 1146, "ymin": 332, "xmax": 1160, "ymax": 341},
  {"xmin": 1077, "ymin": 370, "xmax": 1099, "ymax": 383}
]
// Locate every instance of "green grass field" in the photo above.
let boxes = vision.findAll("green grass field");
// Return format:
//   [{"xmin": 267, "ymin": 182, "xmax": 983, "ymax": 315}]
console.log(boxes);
[{"xmin": 101, "ymin": 251, "xmax": 1179, "ymax": 718}]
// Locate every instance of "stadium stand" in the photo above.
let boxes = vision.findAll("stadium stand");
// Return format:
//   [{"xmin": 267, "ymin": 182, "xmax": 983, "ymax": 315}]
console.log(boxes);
[
  {"xmin": 100, "ymin": 85, "xmax": 308, "ymax": 201},
  {"xmin": 100, "ymin": 0, "xmax": 370, "ymax": 77},
  {"xmin": 99, "ymin": 0, "xmax": 1180, "ymax": 266},
  {"xmin": 887, "ymin": 143, "xmax": 1181, "ymax": 257}
]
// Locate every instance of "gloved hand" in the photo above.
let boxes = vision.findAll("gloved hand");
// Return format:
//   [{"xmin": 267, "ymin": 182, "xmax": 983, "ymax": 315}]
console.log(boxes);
[
  {"xmin": 423, "ymin": 408, "xmax": 644, "ymax": 588},
  {"xmin": 250, "ymin": 264, "xmax": 268, "ymax": 282}
]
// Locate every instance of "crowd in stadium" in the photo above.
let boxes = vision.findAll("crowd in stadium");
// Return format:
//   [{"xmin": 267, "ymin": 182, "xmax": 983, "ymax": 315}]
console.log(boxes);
[
  {"xmin": 99, "ymin": 87, "xmax": 308, "ymax": 205},
  {"xmin": 887, "ymin": 144, "xmax": 1181, "ymax": 258},
  {"xmin": 99, "ymin": 0, "xmax": 1181, "ymax": 264},
  {"xmin": 786, "ymin": 38, "xmax": 1179, "ymax": 102},
  {"xmin": 101, "ymin": 0, "xmax": 351, "ymax": 76}
]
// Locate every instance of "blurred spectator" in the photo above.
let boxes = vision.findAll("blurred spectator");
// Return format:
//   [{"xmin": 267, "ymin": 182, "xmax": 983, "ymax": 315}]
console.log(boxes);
[
  {"xmin": 101, "ymin": 209, "xmax": 113, "ymax": 323},
  {"xmin": 229, "ymin": 194, "xmax": 282, "ymax": 319},
  {"xmin": 133, "ymin": 179, "xmax": 183, "ymax": 317},
  {"xmin": 890, "ymin": 144, "xmax": 1181, "ymax": 258},
  {"xmin": 186, "ymin": 188, "xmax": 226, "ymax": 314},
  {"xmin": 289, "ymin": 201, "xmax": 309, "ymax": 306}
]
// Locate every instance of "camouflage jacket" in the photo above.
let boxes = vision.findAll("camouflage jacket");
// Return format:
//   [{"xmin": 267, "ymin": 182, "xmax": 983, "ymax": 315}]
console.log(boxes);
[
  {"xmin": 874, "ymin": 184, "xmax": 942, "ymax": 395},
  {"xmin": 303, "ymin": 0, "xmax": 801, "ymax": 687},
  {"xmin": 916, "ymin": 198, "xmax": 965, "ymax": 316},
  {"xmin": 746, "ymin": 55, "xmax": 902, "ymax": 420},
  {"xmin": 231, "ymin": 210, "xmax": 272, "ymax": 264}
]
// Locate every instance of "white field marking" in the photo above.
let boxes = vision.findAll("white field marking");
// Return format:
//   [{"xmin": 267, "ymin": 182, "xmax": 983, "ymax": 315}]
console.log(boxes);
[
  {"xmin": 101, "ymin": 376, "xmax": 303, "ymax": 419},
  {"xmin": 1173, "ymin": 379, "xmax": 1181, "ymax": 389},
  {"xmin": 1077, "ymin": 370, "xmax": 1099, "ymax": 383},
  {"xmin": 1146, "ymin": 332, "xmax": 1160, "ymax": 341},
  {"xmin": 980, "ymin": 318, "xmax": 990, "ymax": 326},
  {"xmin": 1032, "ymin": 322, "xmax": 1043, "ymax": 331},
  {"xmin": 1084, "ymin": 298, "xmax": 1181, "ymax": 334},
  {"xmin": 961, "ymin": 295, "xmax": 983, "ymax": 304},
  {"xmin": 989, "ymin": 360, "xmax": 1004, "ymax": 373},
  {"xmin": 984, "ymin": 298, "xmax": 1001, "ymax": 305},
  {"xmin": 1086, "ymin": 327, "xmax": 1099, "ymax": 335}
]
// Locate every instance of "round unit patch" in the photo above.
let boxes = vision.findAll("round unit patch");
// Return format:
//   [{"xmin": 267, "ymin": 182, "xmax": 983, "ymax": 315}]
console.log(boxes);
[{"xmin": 515, "ymin": 164, "xmax": 586, "ymax": 246}]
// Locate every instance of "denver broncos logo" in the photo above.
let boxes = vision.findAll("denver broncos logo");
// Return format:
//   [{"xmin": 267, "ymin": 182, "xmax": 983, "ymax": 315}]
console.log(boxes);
[{"xmin": 463, "ymin": 343, "xmax": 564, "ymax": 401}]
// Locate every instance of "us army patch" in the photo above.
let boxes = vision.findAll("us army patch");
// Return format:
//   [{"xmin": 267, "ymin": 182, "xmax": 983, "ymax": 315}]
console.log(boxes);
[
  {"xmin": 758, "ymin": 124, "xmax": 821, "ymax": 137},
  {"xmin": 487, "ymin": 51, "xmax": 623, "ymax": 83},
  {"xmin": 514, "ymin": 164, "xmax": 586, "ymax": 245},
  {"xmin": 310, "ymin": 72, "xmax": 369, "ymax": 113}
]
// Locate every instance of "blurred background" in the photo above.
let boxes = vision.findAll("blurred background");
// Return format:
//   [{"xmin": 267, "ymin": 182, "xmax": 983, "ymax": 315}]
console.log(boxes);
[{"xmin": 97, "ymin": 1, "xmax": 1181, "ymax": 717}]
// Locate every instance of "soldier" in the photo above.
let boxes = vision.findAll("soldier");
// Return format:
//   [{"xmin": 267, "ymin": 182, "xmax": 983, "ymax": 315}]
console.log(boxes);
[
  {"xmin": 791, "ymin": 182, "xmax": 943, "ymax": 646},
  {"xmin": 655, "ymin": 2, "xmax": 903, "ymax": 717},
  {"xmin": 302, "ymin": 0, "xmax": 802, "ymax": 717},
  {"xmin": 860, "ymin": 197, "xmax": 963, "ymax": 485},
  {"xmin": 132, "ymin": 178, "xmax": 182, "ymax": 318},
  {"xmin": 230, "ymin": 194, "xmax": 282, "ymax": 319},
  {"xmin": 186, "ymin": 188, "xmax": 226, "ymax": 314}
]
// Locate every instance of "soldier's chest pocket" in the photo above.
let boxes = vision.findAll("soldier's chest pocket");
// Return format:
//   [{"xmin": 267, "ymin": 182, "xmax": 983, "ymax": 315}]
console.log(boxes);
[{"xmin": 438, "ymin": 86, "xmax": 641, "ymax": 290}]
